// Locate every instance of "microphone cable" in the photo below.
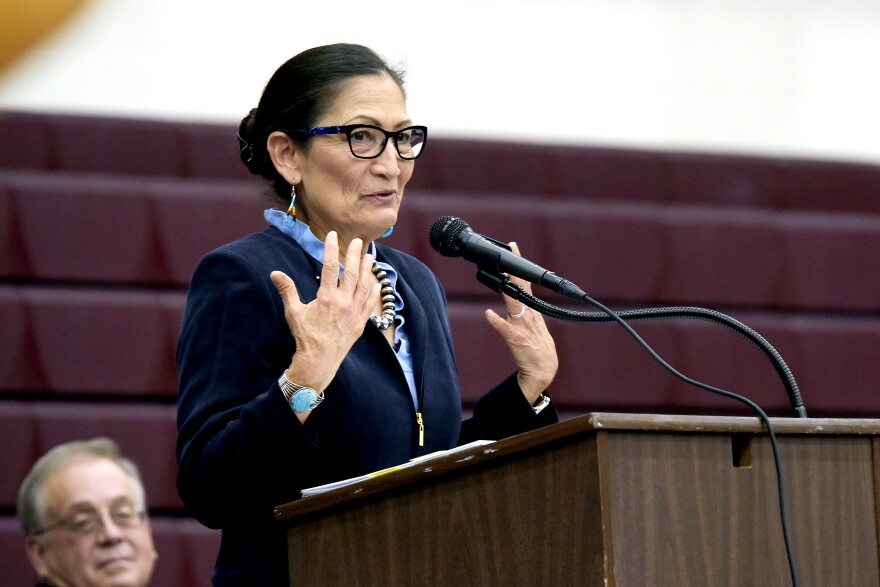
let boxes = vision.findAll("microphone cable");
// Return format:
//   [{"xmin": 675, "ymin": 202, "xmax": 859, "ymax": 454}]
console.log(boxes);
[
  {"xmin": 527, "ymin": 297, "xmax": 803, "ymax": 416},
  {"xmin": 481, "ymin": 271, "xmax": 800, "ymax": 587}
]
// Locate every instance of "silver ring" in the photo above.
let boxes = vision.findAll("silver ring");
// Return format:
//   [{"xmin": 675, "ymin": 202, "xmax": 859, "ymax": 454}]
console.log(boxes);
[{"xmin": 508, "ymin": 305, "xmax": 527, "ymax": 319}]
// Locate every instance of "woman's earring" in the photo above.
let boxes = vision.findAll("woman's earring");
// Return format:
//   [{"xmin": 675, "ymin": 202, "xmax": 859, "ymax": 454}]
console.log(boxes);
[
  {"xmin": 381, "ymin": 226, "xmax": 394, "ymax": 238},
  {"xmin": 287, "ymin": 185, "xmax": 296, "ymax": 220}
]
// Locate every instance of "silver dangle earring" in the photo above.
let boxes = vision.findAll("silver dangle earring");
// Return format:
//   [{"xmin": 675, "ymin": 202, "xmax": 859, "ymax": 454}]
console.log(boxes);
[{"xmin": 287, "ymin": 185, "xmax": 296, "ymax": 219}]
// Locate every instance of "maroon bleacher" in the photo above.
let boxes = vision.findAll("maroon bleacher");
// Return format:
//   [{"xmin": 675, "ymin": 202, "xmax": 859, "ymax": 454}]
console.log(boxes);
[
  {"xmin": 409, "ymin": 138, "xmax": 880, "ymax": 214},
  {"xmin": 0, "ymin": 171, "xmax": 264, "ymax": 285},
  {"xmin": 1, "ymin": 109, "xmax": 879, "ymax": 585}
]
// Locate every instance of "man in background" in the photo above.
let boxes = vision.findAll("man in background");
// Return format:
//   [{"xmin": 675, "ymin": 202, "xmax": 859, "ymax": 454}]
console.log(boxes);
[{"xmin": 17, "ymin": 437, "xmax": 157, "ymax": 587}]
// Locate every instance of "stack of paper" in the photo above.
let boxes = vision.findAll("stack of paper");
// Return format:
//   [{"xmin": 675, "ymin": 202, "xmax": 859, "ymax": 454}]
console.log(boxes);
[{"xmin": 301, "ymin": 440, "xmax": 495, "ymax": 497}]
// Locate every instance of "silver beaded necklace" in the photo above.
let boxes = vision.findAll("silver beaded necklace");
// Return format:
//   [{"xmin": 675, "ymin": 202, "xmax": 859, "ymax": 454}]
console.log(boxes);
[{"xmin": 370, "ymin": 262, "xmax": 396, "ymax": 330}]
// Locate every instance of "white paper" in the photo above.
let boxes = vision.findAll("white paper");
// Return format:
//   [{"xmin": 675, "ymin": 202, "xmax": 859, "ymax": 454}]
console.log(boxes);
[{"xmin": 300, "ymin": 440, "xmax": 495, "ymax": 497}]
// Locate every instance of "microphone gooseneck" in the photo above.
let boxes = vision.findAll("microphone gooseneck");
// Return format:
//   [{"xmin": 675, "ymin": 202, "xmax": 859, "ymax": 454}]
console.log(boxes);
[{"xmin": 429, "ymin": 215, "xmax": 805, "ymax": 418}]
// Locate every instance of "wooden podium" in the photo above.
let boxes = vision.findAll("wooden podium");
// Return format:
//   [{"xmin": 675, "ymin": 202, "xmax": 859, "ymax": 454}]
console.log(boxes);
[{"xmin": 274, "ymin": 413, "xmax": 880, "ymax": 586}]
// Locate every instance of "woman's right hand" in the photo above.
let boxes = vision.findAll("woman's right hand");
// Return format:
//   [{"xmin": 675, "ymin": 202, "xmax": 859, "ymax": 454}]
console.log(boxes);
[{"xmin": 270, "ymin": 231, "xmax": 379, "ymax": 405}]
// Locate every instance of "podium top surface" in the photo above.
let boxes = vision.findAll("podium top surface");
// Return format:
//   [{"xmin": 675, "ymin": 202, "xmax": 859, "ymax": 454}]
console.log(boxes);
[
  {"xmin": 582, "ymin": 412, "xmax": 880, "ymax": 434},
  {"xmin": 274, "ymin": 412, "xmax": 880, "ymax": 523}
]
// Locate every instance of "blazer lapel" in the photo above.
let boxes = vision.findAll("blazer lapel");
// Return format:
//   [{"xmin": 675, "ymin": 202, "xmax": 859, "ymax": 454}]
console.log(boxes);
[{"xmin": 382, "ymin": 254, "xmax": 429, "ymax": 406}]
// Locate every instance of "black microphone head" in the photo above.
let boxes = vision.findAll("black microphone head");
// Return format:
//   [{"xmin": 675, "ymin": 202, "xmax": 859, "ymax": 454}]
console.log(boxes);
[{"xmin": 428, "ymin": 216, "xmax": 470, "ymax": 257}]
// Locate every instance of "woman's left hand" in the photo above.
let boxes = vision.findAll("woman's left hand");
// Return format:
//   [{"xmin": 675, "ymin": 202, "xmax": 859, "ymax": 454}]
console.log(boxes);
[{"xmin": 484, "ymin": 242, "xmax": 559, "ymax": 405}]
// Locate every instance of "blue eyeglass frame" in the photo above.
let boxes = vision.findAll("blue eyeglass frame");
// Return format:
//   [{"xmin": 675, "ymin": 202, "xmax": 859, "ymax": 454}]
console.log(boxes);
[{"xmin": 286, "ymin": 124, "xmax": 428, "ymax": 160}]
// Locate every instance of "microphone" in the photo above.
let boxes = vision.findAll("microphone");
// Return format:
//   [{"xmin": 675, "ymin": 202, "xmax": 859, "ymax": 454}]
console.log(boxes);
[{"xmin": 428, "ymin": 216, "xmax": 587, "ymax": 301}]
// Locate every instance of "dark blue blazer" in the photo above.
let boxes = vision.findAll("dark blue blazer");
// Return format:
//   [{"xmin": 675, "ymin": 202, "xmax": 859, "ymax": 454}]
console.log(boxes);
[{"xmin": 176, "ymin": 227, "xmax": 556, "ymax": 586}]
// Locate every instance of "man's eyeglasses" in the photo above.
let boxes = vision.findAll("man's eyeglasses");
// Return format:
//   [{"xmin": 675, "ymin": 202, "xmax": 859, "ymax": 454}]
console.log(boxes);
[
  {"xmin": 32, "ymin": 505, "xmax": 147, "ymax": 537},
  {"xmin": 286, "ymin": 124, "xmax": 428, "ymax": 160}
]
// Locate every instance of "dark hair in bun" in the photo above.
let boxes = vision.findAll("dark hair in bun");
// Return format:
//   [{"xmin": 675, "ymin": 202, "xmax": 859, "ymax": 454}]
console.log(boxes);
[{"xmin": 237, "ymin": 43, "xmax": 406, "ymax": 204}]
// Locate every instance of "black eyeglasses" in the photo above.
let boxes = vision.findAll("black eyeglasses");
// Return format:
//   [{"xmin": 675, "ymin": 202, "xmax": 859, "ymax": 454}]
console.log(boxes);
[
  {"xmin": 287, "ymin": 124, "xmax": 428, "ymax": 160},
  {"xmin": 32, "ymin": 505, "xmax": 148, "ymax": 538}
]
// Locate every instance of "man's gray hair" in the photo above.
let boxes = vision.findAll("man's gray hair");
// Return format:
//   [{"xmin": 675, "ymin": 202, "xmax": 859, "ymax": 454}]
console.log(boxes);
[{"xmin": 17, "ymin": 437, "xmax": 147, "ymax": 538}]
